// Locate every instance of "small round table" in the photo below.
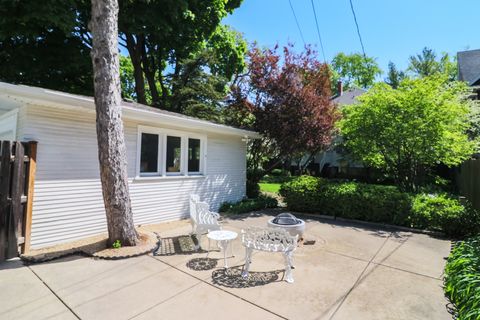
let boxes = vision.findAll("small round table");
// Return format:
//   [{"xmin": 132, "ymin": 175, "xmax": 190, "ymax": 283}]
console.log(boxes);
[{"xmin": 207, "ymin": 230, "xmax": 238, "ymax": 268}]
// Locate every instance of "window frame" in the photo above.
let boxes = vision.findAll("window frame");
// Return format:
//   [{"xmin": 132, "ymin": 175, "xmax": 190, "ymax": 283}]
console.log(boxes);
[{"xmin": 136, "ymin": 125, "xmax": 206, "ymax": 178}]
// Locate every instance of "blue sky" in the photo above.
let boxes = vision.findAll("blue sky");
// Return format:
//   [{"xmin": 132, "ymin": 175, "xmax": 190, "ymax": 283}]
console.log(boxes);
[{"xmin": 223, "ymin": 0, "xmax": 480, "ymax": 76}]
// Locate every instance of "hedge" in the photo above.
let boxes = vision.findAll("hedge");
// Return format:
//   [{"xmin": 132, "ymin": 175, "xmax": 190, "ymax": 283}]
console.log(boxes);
[
  {"xmin": 280, "ymin": 176, "xmax": 480, "ymax": 238},
  {"xmin": 444, "ymin": 237, "xmax": 480, "ymax": 320},
  {"xmin": 219, "ymin": 195, "xmax": 278, "ymax": 215}
]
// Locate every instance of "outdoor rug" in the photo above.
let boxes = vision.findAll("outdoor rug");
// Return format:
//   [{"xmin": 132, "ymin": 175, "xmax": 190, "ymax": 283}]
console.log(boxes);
[{"xmin": 154, "ymin": 235, "xmax": 206, "ymax": 256}]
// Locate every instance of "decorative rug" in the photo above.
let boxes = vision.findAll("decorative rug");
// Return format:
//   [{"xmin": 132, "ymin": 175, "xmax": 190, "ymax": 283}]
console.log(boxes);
[{"xmin": 155, "ymin": 235, "xmax": 206, "ymax": 256}]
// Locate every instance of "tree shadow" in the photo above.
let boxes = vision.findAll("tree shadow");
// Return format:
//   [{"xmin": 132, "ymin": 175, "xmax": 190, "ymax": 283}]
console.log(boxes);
[{"xmin": 211, "ymin": 265, "xmax": 283, "ymax": 288}]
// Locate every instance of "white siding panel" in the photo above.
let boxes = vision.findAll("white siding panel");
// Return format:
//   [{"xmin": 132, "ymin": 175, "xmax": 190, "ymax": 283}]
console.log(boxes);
[{"xmin": 27, "ymin": 105, "xmax": 246, "ymax": 248}]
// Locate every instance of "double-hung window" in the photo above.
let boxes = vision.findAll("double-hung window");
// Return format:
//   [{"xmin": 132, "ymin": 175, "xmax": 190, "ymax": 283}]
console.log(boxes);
[{"xmin": 137, "ymin": 126, "xmax": 205, "ymax": 178}]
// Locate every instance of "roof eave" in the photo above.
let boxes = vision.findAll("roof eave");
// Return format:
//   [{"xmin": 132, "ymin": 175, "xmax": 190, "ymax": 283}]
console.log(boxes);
[{"xmin": 0, "ymin": 82, "xmax": 260, "ymax": 139}]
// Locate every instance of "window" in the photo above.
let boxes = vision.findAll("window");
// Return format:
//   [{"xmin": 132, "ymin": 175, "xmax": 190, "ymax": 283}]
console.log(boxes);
[
  {"xmin": 188, "ymin": 138, "xmax": 201, "ymax": 173},
  {"xmin": 140, "ymin": 133, "xmax": 159, "ymax": 174},
  {"xmin": 137, "ymin": 126, "xmax": 205, "ymax": 178},
  {"xmin": 166, "ymin": 136, "xmax": 182, "ymax": 174}
]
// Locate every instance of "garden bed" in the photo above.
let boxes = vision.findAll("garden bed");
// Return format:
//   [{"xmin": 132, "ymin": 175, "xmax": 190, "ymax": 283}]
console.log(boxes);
[{"xmin": 21, "ymin": 229, "xmax": 159, "ymax": 263}]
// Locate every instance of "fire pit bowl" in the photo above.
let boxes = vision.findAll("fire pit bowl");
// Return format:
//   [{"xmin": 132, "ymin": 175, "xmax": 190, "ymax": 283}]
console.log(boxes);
[{"xmin": 267, "ymin": 213, "xmax": 305, "ymax": 239}]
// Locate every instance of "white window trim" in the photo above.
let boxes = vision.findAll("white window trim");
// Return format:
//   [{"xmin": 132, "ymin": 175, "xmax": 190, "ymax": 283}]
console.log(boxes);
[{"xmin": 136, "ymin": 125, "xmax": 207, "ymax": 179}]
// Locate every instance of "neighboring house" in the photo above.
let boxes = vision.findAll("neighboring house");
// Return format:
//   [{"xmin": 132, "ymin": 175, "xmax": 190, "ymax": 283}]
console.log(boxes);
[
  {"xmin": 312, "ymin": 82, "xmax": 366, "ymax": 176},
  {"xmin": 0, "ymin": 82, "xmax": 258, "ymax": 249},
  {"xmin": 458, "ymin": 49, "xmax": 480, "ymax": 100}
]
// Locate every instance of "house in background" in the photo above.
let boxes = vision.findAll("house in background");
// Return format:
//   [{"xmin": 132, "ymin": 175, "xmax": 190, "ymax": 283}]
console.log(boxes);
[
  {"xmin": 0, "ymin": 82, "xmax": 258, "ymax": 249},
  {"xmin": 310, "ymin": 82, "xmax": 366, "ymax": 177},
  {"xmin": 458, "ymin": 48, "xmax": 480, "ymax": 100}
]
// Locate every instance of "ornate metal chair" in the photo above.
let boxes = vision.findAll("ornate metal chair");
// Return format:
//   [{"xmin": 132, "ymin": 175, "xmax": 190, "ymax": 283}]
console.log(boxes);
[
  {"xmin": 241, "ymin": 227, "xmax": 298, "ymax": 283},
  {"xmin": 189, "ymin": 194, "xmax": 221, "ymax": 249}
]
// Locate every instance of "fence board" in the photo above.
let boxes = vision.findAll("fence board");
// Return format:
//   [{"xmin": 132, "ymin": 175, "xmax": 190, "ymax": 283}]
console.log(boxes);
[
  {"xmin": 456, "ymin": 158, "xmax": 480, "ymax": 211},
  {"xmin": 7, "ymin": 143, "xmax": 25, "ymax": 258},
  {"xmin": 0, "ymin": 141, "xmax": 12, "ymax": 261},
  {"xmin": 0, "ymin": 141, "xmax": 37, "ymax": 261},
  {"xmin": 23, "ymin": 142, "xmax": 37, "ymax": 253}
]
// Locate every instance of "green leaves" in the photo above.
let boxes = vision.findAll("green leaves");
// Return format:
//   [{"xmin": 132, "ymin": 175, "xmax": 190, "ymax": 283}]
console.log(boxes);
[
  {"xmin": 339, "ymin": 75, "xmax": 475, "ymax": 191},
  {"xmin": 331, "ymin": 52, "xmax": 382, "ymax": 90},
  {"xmin": 445, "ymin": 237, "xmax": 480, "ymax": 320}
]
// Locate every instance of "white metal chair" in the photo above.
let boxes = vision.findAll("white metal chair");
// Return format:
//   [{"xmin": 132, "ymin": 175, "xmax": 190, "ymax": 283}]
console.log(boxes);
[
  {"xmin": 241, "ymin": 227, "xmax": 298, "ymax": 283},
  {"xmin": 189, "ymin": 194, "xmax": 221, "ymax": 249}
]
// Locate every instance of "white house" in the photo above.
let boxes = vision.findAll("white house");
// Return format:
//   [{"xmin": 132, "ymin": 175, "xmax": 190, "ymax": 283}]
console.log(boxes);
[{"xmin": 0, "ymin": 82, "xmax": 258, "ymax": 249}]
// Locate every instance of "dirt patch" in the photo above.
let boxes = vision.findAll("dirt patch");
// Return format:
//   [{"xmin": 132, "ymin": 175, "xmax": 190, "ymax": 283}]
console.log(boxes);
[{"xmin": 21, "ymin": 230, "xmax": 159, "ymax": 263}]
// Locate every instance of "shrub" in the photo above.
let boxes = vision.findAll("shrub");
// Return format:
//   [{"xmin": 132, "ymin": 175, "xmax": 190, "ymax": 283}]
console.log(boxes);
[
  {"xmin": 280, "ymin": 176, "xmax": 410, "ymax": 225},
  {"xmin": 444, "ymin": 236, "xmax": 480, "ymax": 320},
  {"xmin": 246, "ymin": 180, "xmax": 260, "ymax": 198},
  {"xmin": 279, "ymin": 176, "xmax": 326, "ymax": 212},
  {"xmin": 280, "ymin": 176, "xmax": 480, "ymax": 237},
  {"xmin": 219, "ymin": 195, "xmax": 278, "ymax": 215},
  {"xmin": 411, "ymin": 194, "xmax": 480, "ymax": 238},
  {"xmin": 271, "ymin": 168, "xmax": 291, "ymax": 177}
]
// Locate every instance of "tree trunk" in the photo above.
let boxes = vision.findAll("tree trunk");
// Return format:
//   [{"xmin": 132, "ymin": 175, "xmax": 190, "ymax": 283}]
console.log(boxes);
[
  {"xmin": 90, "ymin": 0, "xmax": 138, "ymax": 246},
  {"xmin": 140, "ymin": 41, "xmax": 161, "ymax": 106},
  {"xmin": 125, "ymin": 33, "xmax": 147, "ymax": 104}
]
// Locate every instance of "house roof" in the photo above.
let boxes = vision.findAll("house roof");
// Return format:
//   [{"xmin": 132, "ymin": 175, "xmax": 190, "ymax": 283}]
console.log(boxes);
[
  {"xmin": 332, "ymin": 88, "xmax": 366, "ymax": 106},
  {"xmin": 0, "ymin": 81, "xmax": 260, "ymax": 138},
  {"xmin": 457, "ymin": 49, "xmax": 480, "ymax": 86}
]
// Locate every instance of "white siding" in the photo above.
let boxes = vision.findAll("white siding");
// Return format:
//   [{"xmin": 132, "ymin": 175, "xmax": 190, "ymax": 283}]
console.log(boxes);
[{"xmin": 24, "ymin": 105, "xmax": 246, "ymax": 248}]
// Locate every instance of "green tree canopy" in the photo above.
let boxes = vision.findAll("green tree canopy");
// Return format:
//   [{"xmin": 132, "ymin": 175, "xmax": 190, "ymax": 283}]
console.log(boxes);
[
  {"xmin": 384, "ymin": 61, "xmax": 406, "ymax": 89},
  {"xmin": 0, "ymin": 0, "xmax": 93, "ymax": 95},
  {"xmin": 408, "ymin": 47, "xmax": 457, "ymax": 80},
  {"xmin": 0, "ymin": 0, "xmax": 246, "ymax": 121},
  {"xmin": 331, "ymin": 52, "xmax": 382, "ymax": 91},
  {"xmin": 339, "ymin": 75, "xmax": 475, "ymax": 191}
]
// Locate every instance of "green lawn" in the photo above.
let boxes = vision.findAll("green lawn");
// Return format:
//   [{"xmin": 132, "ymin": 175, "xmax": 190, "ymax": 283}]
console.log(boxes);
[{"xmin": 259, "ymin": 182, "xmax": 281, "ymax": 194}]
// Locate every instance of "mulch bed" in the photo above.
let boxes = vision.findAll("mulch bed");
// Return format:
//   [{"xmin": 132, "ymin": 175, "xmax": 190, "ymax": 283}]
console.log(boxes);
[{"xmin": 21, "ymin": 230, "xmax": 160, "ymax": 263}]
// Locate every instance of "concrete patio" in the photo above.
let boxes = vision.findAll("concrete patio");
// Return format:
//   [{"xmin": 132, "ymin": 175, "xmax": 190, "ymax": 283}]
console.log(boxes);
[{"xmin": 0, "ymin": 211, "xmax": 453, "ymax": 320}]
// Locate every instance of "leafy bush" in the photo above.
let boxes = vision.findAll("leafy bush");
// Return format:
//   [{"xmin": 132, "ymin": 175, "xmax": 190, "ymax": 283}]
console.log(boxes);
[
  {"xmin": 279, "ymin": 176, "xmax": 326, "ymax": 212},
  {"xmin": 246, "ymin": 179, "xmax": 260, "ymax": 198},
  {"xmin": 280, "ymin": 176, "xmax": 410, "ymax": 225},
  {"xmin": 411, "ymin": 194, "xmax": 480, "ymax": 238},
  {"xmin": 219, "ymin": 195, "xmax": 278, "ymax": 215},
  {"xmin": 112, "ymin": 240, "xmax": 122, "ymax": 249},
  {"xmin": 444, "ymin": 236, "xmax": 480, "ymax": 320},
  {"xmin": 280, "ymin": 176, "xmax": 480, "ymax": 237},
  {"xmin": 271, "ymin": 168, "xmax": 291, "ymax": 177}
]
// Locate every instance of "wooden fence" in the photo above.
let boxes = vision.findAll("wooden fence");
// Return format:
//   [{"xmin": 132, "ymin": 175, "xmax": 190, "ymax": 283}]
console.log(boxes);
[
  {"xmin": 0, "ymin": 141, "xmax": 37, "ymax": 262},
  {"xmin": 455, "ymin": 157, "xmax": 480, "ymax": 211}
]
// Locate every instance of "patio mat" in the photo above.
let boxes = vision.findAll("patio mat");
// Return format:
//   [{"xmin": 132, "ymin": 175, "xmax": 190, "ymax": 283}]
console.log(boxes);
[{"xmin": 155, "ymin": 235, "xmax": 205, "ymax": 256}]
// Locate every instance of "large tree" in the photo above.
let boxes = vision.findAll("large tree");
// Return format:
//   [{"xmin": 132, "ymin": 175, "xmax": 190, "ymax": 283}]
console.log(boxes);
[
  {"xmin": 331, "ymin": 52, "xmax": 382, "ymax": 91},
  {"xmin": 408, "ymin": 47, "xmax": 457, "ymax": 80},
  {"xmin": 227, "ymin": 45, "xmax": 339, "ymax": 179},
  {"xmin": 90, "ymin": 0, "xmax": 138, "ymax": 246},
  {"xmin": 384, "ymin": 61, "xmax": 406, "ymax": 89},
  {"xmin": 0, "ymin": 0, "xmax": 93, "ymax": 95},
  {"xmin": 0, "ymin": 0, "xmax": 246, "ymax": 119},
  {"xmin": 339, "ymin": 75, "xmax": 475, "ymax": 191},
  {"xmin": 117, "ymin": 0, "xmax": 246, "ymax": 109}
]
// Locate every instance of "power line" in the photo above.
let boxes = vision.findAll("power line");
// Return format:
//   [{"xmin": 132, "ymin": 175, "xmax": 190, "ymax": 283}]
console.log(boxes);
[
  {"xmin": 288, "ymin": 0, "xmax": 306, "ymax": 46},
  {"xmin": 310, "ymin": 0, "xmax": 326, "ymax": 63},
  {"xmin": 348, "ymin": 0, "xmax": 368, "ymax": 61}
]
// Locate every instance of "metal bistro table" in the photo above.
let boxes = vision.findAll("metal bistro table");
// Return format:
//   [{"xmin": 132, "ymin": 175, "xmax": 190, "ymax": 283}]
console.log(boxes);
[{"xmin": 207, "ymin": 230, "xmax": 238, "ymax": 268}]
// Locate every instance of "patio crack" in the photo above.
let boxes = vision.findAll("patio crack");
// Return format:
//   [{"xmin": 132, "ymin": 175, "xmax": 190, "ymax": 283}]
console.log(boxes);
[
  {"xmin": 328, "ymin": 233, "xmax": 396, "ymax": 320},
  {"xmin": 146, "ymin": 255, "xmax": 289, "ymax": 320},
  {"xmin": 27, "ymin": 265, "xmax": 82, "ymax": 320}
]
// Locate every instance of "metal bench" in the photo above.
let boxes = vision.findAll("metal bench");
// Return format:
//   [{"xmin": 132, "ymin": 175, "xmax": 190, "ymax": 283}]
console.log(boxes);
[
  {"xmin": 241, "ymin": 227, "xmax": 298, "ymax": 283},
  {"xmin": 189, "ymin": 194, "xmax": 221, "ymax": 249}
]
